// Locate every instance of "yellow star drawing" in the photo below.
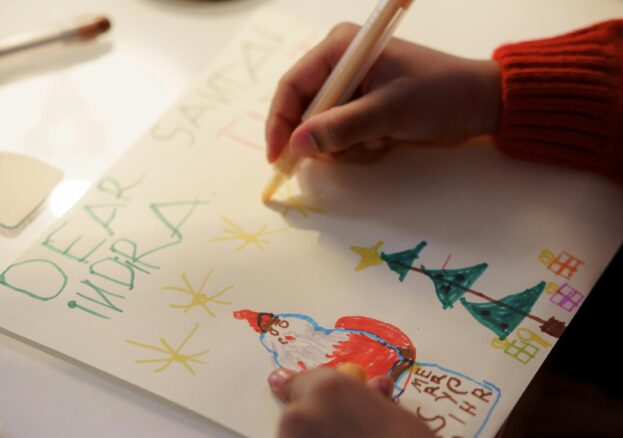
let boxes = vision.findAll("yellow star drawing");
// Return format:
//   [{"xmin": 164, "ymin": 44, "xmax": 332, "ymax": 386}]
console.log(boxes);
[
  {"xmin": 351, "ymin": 241, "xmax": 385, "ymax": 271},
  {"xmin": 126, "ymin": 323, "xmax": 209, "ymax": 376},
  {"xmin": 276, "ymin": 186, "xmax": 326, "ymax": 218},
  {"xmin": 163, "ymin": 270, "xmax": 233, "ymax": 316},
  {"xmin": 209, "ymin": 215, "xmax": 287, "ymax": 250}
]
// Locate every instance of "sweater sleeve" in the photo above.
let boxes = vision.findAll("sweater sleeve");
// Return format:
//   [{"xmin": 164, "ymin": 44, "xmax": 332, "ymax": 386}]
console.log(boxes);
[{"xmin": 492, "ymin": 20, "xmax": 623, "ymax": 182}]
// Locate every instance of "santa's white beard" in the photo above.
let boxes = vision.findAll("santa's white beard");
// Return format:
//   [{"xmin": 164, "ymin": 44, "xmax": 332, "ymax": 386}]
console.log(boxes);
[{"xmin": 263, "ymin": 322, "xmax": 349, "ymax": 371}]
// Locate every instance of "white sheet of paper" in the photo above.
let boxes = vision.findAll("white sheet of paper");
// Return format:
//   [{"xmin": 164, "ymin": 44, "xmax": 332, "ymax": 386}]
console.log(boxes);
[{"xmin": 1, "ymin": 10, "xmax": 622, "ymax": 438}]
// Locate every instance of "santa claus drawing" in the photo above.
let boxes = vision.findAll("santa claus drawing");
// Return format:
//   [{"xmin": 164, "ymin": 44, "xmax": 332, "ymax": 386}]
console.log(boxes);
[{"xmin": 233, "ymin": 310, "xmax": 416, "ymax": 398}]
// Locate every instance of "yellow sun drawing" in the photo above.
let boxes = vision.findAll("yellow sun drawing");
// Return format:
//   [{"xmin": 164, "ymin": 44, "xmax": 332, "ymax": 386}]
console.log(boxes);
[
  {"xmin": 209, "ymin": 215, "xmax": 287, "ymax": 250},
  {"xmin": 163, "ymin": 270, "xmax": 233, "ymax": 316},
  {"xmin": 351, "ymin": 241, "xmax": 385, "ymax": 271},
  {"xmin": 276, "ymin": 186, "xmax": 326, "ymax": 218},
  {"xmin": 126, "ymin": 323, "xmax": 209, "ymax": 376}
]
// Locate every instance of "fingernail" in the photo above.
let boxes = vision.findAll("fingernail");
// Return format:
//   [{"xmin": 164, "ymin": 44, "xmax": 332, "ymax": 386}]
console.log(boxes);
[
  {"xmin": 268, "ymin": 368, "xmax": 292, "ymax": 389},
  {"xmin": 267, "ymin": 148, "xmax": 278, "ymax": 163},
  {"xmin": 367, "ymin": 375, "xmax": 394, "ymax": 399},
  {"xmin": 376, "ymin": 377, "xmax": 394, "ymax": 398},
  {"xmin": 290, "ymin": 132, "xmax": 319, "ymax": 156}
]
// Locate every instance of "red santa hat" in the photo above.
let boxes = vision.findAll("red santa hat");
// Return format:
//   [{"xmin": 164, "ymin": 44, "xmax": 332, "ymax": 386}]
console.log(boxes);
[{"xmin": 233, "ymin": 309, "xmax": 275, "ymax": 333}]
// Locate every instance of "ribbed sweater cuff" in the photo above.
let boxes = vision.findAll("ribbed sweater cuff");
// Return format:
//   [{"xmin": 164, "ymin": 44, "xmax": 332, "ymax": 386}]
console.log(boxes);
[{"xmin": 493, "ymin": 20, "xmax": 623, "ymax": 182}]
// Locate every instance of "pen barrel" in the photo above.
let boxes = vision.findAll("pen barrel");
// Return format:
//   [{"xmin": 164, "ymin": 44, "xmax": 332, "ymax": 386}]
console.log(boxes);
[
  {"xmin": 275, "ymin": 0, "xmax": 411, "ymax": 176},
  {"xmin": 273, "ymin": 147, "xmax": 303, "ymax": 177},
  {"xmin": 335, "ymin": 6, "xmax": 408, "ymax": 107},
  {"xmin": 303, "ymin": 0, "xmax": 409, "ymax": 120}
]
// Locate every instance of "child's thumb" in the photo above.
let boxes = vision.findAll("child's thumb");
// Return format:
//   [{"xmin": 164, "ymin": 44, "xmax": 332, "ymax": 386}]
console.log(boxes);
[{"xmin": 289, "ymin": 85, "xmax": 402, "ymax": 156}]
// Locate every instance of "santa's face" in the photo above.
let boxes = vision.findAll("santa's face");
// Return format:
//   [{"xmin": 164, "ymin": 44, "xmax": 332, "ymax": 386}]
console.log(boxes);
[
  {"xmin": 260, "ymin": 314, "xmax": 349, "ymax": 371},
  {"xmin": 260, "ymin": 315, "xmax": 311, "ymax": 347}
]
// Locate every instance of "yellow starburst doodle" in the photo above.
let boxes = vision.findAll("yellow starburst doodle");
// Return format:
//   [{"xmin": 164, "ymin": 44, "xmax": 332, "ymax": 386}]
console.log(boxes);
[
  {"xmin": 277, "ymin": 186, "xmax": 326, "ymax": 218},
  {"xmin": 126, "ymin": 323, "xmax": 209, "ymax": 376},
  {"xmin": 351, "ymin": 241, "xmax": 385, "ymax": 271},
  {"xmin": 209, "ymin": 215, "xmax": 287, "ymax": 250},
  {"xmin": 163, "ymin": 270, "xmax": 233, "ymax": 316}
]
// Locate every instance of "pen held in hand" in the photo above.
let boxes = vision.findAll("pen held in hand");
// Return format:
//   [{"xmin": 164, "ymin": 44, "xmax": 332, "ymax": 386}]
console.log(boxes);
[{"xmin": 261, "ymin": 0, "xmax": 413, "ymax": 203}]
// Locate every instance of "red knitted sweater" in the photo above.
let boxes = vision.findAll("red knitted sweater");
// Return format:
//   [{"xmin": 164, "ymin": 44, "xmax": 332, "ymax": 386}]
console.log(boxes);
[{"xmin": 493, "ymin": 20, "xmax": 623, "ymax": 182}]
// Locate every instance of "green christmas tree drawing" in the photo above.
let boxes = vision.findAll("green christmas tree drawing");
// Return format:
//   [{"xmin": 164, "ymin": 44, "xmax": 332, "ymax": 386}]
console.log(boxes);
[
  {"xmin": 380, "ymin": 241, "xmax": 427, "ymax": 282},
  {"xmin": 361, "ymin": 241, "xmax": 565, "ymax": 339},
  {"xmin": 421, "ymin": 263, "xmax": 489, "ymax": 309},
  {"xmin": 460, "ymin": 281, "xmax": 546, "ymax": 340}
]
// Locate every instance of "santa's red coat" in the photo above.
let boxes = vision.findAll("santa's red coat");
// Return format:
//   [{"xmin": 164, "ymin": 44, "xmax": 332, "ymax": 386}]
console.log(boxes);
[{"xmin": 322, "ymin": 316, "xmax": 415, "ymax": 378}]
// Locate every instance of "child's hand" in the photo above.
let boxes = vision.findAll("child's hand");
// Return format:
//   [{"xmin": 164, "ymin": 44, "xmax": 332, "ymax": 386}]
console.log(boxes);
[
  {"xmin": 268, "ymin": 367, "xmax": 435, "ymax": 438},
  {"xmin": 266, "ymin": 23, "xmax": 501, "ymax": 163}
]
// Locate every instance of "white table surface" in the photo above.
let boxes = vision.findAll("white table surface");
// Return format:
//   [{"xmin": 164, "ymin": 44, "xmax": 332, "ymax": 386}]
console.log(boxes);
[{"xmin": 1, "ymin": 0, "xmax": 621, "ymax": 436}]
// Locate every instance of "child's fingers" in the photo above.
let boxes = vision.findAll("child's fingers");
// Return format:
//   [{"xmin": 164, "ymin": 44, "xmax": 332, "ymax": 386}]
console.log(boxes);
[
  {"xmin": 276, "ymin": 368, "xmax": 338, "ymax": 404},
  {"xmin": 268, "ymin": 368, "xmax": 298, "ymax": 403},
  {"xmin": 265, "ymin": 23, "xmax": 360, "ymax": 163},
  {"xmin": 270, "ymin": 366, "xmax": 367, "ymax": 405},
  {"xmin": 268, "ymin": 366, "xmax": 394, "ymax": 406},
  {"xmin": 265, "ymin": 49, "xmax": 329, "ymax": 163},
  {"xmin": 366, "ymin": 375, "xmax": 395, "ymax": 400},
  {"xmin": 289, "ymin": 80, "xmax": 411, "ymax": 156},
  {"xmin": 329, "ymin": 142, "xmax": 393, "ymax": 163}
]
